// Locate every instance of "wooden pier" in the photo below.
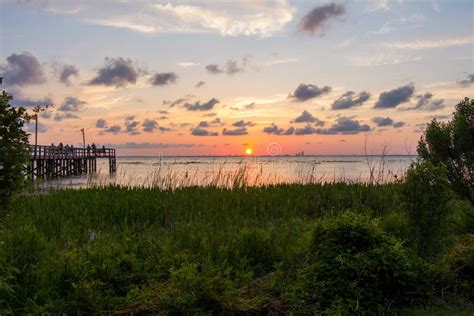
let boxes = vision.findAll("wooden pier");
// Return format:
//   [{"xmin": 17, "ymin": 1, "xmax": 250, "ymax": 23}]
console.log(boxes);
[{"xmin": 28, "ymin": 145, "xmax": 116, "ymax": 180}]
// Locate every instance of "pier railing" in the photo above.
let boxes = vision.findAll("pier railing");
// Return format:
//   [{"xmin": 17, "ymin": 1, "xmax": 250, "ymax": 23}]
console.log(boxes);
[{"xmin": 29, "ymin": 145, "xmax": 115, "ymax": 160}]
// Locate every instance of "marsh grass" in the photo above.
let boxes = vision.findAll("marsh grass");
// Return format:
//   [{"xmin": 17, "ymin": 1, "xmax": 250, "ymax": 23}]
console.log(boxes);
[
  {"xmin": 2, "ymin": 181, "xmax": 409, "ymax": 313},
  {"xmin": 79, "ymin": 155, "xmax": 408, "ymax": 191}
]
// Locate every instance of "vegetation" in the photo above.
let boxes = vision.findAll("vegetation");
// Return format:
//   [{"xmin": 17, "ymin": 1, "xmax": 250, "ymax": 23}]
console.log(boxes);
[
  {"xmin": 0, "ymin": 183, "xmax": 472, "ymax": 313},
  {"xmin": 403, "ymin": 161, "xmax": 453, "ymax": 259},
  {"xmin": 418, "ymin": 97, "xmax": 473, "ymax": 203},
  {"xmin": 287, "ymin": 213, "xmax": 431, "ymax": 313},
  {"xmin": 0, "ymin": 91, "xmax": 30, "ymax": 219}
]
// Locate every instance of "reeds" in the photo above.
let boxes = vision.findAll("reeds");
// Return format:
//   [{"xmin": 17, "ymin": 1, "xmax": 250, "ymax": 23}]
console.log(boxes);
[{"xmin": 78, "ymin": 155, "xmax": 410, "ymax": 191}]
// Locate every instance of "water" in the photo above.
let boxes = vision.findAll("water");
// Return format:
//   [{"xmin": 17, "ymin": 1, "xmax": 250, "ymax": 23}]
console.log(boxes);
[{"xmin": 31, "ymin": 155, "xmax": 415, "ymax": 190}]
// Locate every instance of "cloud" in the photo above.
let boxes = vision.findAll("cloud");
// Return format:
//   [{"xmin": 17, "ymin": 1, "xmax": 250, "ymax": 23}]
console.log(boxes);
[
  {"xmin": 288, "ymin": 83, "xmax": 332, "ymax": 102},
  {"xmin": 374, "ymin": 84, "xmax": 415, "ymax": 108},
  {"xmin": 88, "ymin": 57, "xmax": 140, "ymax": 87},
  {"xmin": 141, "ymin": 119, "xmax": 170, "ymax": 133},
  {"xmin": 104, "ymin": 142, "xmax": 204, "ymax": 149},
  {"xmin": 195, "ymin": 80, "xmax": 205, "ymax": 88},
  {"xmin": 58, "ymin": 64, "xmax": 79, "ymax": 85},
  {"xmin": 176, "ymin": 62, "xmax": 199, "ymax": 67},
  {"xmin": 426, "ymin": 114, "xmax": 451, "ymax": 121},
  {"xmin": 223, "ymin": 60, "xmax": 243, "ymax": 75},
  {"xmin": 142, "ymin": 119, "xmax": 158, "ymax": 133},
  {"xmin": 332, "ymin": 91, "xmax": 370, "ymax": 110},
  {"xmin": 402, "ymin": 92, "xmax": 445, "ymax": 111},
  {"xmin": 458, "ymin": 74, "xmax": 474, "ymax": 86},
  {"xmin": 316, "ymin": 117, "xmax": 371, "ymax": 134},
  {"xmin": 264, "ymin": 58, "xmax": 298, "ymax": 66},
  {"xmin": 190, "ymin": 126, "xmax": 218, "ymax": 136},
  {"xmin": 222, "ymin": 127, "xmax": 248, "ymax": 136},
  {"xmin": 58, "ymin": 96, "xmax": 86, "ymax": 112},
  {"xmin": 150, "ymin": 72, "xmax": 179, "ymax": 86},
  {"xmin": 96, "ymin": 118, "xmax": 107, "ymax": 128},
  {"xmin": 105, "ymin": 142, "xmax": 200, "ymax": 149},
  {"xmin": 54, "ymin": 112, "xmax": 79, "ymax": 121},
  {"xmin": 263, "ymin": 123, "xmax": 295, "ymax": 135},
  {"xmin": 372, "ymin": 117, "xmax": 393, "ymax": 126},
  {"xmin": 244, "ymin": 102, "xmax": 256, "ymax": 110},
  {"xmin": 124, "ymin": 115, "xmax": 140, "ymax": 135},
  {"xmin": 206, "ymin": 64, "xmax": 222, "ymax": 74},
  {"xmin": 20, "ymin": 1, "xmax": 295, "ymax": 37},
  {"xmin": 41, "ymin": 111, "xmax": 52, "ymax": 119},
  {"xmin": 295, "ymin": 125, "xmax": 318, "ymax": 135},
  {"xmin": 158, "ymin": 126, "xmax": 172, "ymax": 133},
  {"xmin": 365, "ymin": 0, "xmax": 389, "ymax": 12},
  {"xmin": 291, "ymin": 110, "xmax": 324, "ymax": 126},
  {"xmin": 205, "ymin": 59, "xmax": 246, "ymax": 76},
  {"xmin": 386, "ymin": 36, "xmax": 474, "ymax": 50},
  {"xmin": 164, "ymin": 95, "xmax": 195, "ymax": 108},
  {"xmin": 10, "ymin": 96, "xmax": 52, "ymax": 108},
  {"xmin": 298, "ymin": 3, "xmax": 345, "ymax": 35},
  {"xmin": 1, "ymin": 52, "xmax": 46, "ymax": 86},
  {"xmin": 184, "ymin": 98, "xmax": 219, "ymax": 111},
  {"xmin": 198, "ymin": 118, "xmax": 223, "ymax": 128},
  {"xmin": 101, "ymin": 125, "xmax": 122, "ymax": 135},
  {"xmin": 367, "ymin": 22, "xmax": 392, "ymax": 35},
  {"xmin": 24, "ymin": 121, "xmax": 48, "ymax": 133},
  {"xmin": 393, "ymin": 121, "xmax": 405, "ymax": 128},
  {"xmin": 232, "ymin": 120, "xmax": 255, "ymax": 127},
  {"xmin": 347, "ymin": 53, "xmax": 422, "ymax": 67}
]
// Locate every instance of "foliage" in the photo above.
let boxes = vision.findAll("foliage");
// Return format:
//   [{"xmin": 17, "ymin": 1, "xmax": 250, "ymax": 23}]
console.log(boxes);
[
  {"xmin": 417, "ymin": 97, "xmax": 474, "ymax": 203},
  {"xmin": 0, "ymin": 183, "xmax": 403, "ymax": 313},
  {"xmin": 0, "ymin": 183, "xmax": 469, "ymax": 313},
  {"xmin": 443, "ymin": 234, "xmax": 474, "ymax": 299},
  {"xmin": 403, "ymin": 161, "xmax": 453, "ymax": 259},
  {"xmin": 287, "ymin": 213, "xmax": 431, "ymax": 314},
  {"xmin": 0, "ymin": 91, "xmax": 30, "ymax": 218}
]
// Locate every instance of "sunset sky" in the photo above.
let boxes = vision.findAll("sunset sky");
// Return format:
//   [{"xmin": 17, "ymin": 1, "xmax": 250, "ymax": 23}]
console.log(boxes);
[{"xmin": 1, "ymin": 0, "xmax": 473, "ymax": 156}]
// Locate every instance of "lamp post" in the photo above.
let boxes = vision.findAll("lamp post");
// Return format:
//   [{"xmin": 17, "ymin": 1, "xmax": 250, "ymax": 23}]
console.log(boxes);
[
  {"xmin": 31, "ymin": 105, "xmax": 51, "ymax": 159},
  {"xmin": 81, "ymin": 128, "xmax": 85, "ymax": 149}
]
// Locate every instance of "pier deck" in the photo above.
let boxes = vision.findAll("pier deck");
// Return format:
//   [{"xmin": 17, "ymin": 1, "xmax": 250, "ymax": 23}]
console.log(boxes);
[{"xmin": 28, "ymin": 145, "xmax": 116, "ymax": 180}]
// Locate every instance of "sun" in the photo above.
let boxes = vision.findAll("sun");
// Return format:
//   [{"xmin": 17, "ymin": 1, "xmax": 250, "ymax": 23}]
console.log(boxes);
[{"xmin": 245, "ymin": 148, "xmax": 253, "ymax": 155}]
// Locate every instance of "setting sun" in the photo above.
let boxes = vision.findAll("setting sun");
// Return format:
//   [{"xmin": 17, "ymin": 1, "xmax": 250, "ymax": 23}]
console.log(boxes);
[{"xmin": 245, "ymin": 148, "xmax": 253, "ymax": 155}]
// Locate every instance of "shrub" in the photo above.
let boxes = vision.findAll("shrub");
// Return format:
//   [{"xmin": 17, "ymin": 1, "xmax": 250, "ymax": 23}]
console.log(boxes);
[
  {"xmin": 443, "ymin": 234, "xmax": 474, "ymax": 299},
  {"xmin": 287, "ymin": 213, "xmax": 430, "ymax": 314},
  {"xmin": 403, "ymin": 161, "xmax": 453, "ymax": 259}
]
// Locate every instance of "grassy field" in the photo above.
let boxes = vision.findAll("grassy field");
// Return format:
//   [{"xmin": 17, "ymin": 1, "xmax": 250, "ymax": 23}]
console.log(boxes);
[{"xmin": 1, "ymin": 183, "xmax": 472, "ymax": 313}]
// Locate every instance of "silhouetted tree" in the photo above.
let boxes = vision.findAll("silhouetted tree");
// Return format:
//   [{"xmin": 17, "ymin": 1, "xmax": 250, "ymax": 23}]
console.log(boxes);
[
  {"xmin": 0, "ymin": 91, "xmax": 31, "ymax": 218},
  {"xmin": 418, "ymin": 97, "xmax": 473, "ymax": 203}
]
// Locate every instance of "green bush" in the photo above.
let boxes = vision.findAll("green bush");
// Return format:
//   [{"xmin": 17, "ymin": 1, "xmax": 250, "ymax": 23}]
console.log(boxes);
[
  {"xmin": 287, "ymin": 213, "xmax": 430, "ymax": 314},
  {"xmin": 403, "ymin": 161, "xmax": 453, "ymax": 259},
  {"xmin": 443, "ymin": 234, "xmax": 474, "ymax": 299}
]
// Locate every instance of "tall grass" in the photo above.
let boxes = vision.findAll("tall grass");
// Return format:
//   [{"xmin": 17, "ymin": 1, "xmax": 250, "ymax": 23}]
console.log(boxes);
[
  {"xmin": 2, "ymin": 182, "xmax": 406, "ymax": 313},
  {"xmin": 78, "ymin": 155, "xmax": 410, "ymax": 191}
]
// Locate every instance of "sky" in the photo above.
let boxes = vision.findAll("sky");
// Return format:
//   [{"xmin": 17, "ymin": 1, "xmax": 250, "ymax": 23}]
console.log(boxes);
[{"xmin": 1, "ymin": 0, "xmax": 473, "ymax": 156}]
